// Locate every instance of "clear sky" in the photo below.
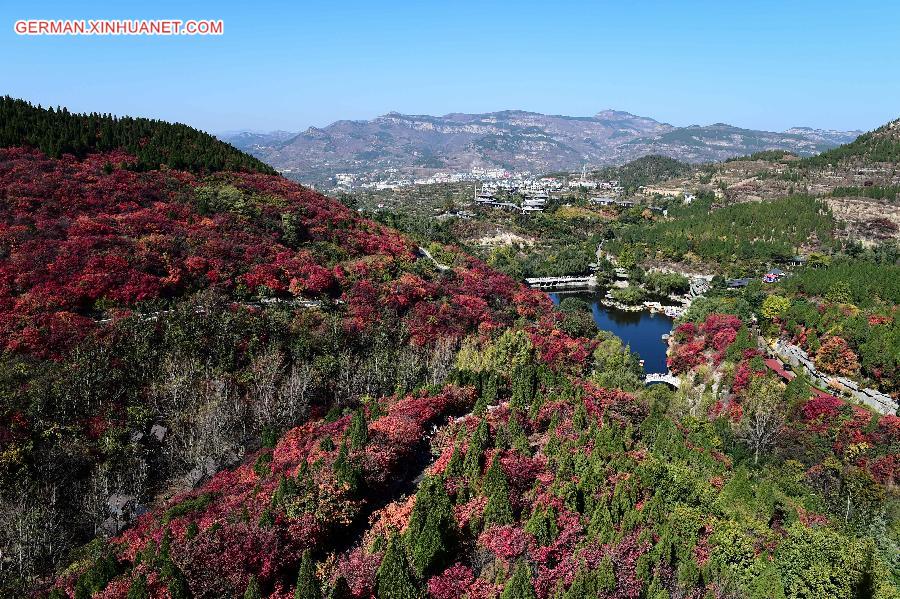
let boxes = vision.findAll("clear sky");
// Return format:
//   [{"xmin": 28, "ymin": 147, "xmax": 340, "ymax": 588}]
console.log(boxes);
[{"xmin": 3, "ymin": 0, "xmax": 899, "ymax": 135}]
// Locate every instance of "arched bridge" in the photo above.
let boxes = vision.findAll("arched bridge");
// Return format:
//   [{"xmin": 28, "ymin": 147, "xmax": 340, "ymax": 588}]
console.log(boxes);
[{"xmin": 644, "ymin": 373, "xmax": 680, "ymax": 388}]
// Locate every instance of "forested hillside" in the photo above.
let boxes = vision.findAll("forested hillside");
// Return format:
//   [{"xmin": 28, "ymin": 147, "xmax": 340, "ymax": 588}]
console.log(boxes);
[
  {"xmin": 0, "ymin": 97, "xmax": 276, "ymax": 174},
  {"xmin": 592, "ymin": 155, "xmax": 692, "ymax": 193},
  {"xmin": 801, "ymin": 118, "xmax": 900, "ymax": 167},
  {"xmin": 0, "ymin": 103, "xmax": 897, "ymax": 599},
  {"xmin": 607, "ymin": 195, "xmax": 837, "ymax": 267}
]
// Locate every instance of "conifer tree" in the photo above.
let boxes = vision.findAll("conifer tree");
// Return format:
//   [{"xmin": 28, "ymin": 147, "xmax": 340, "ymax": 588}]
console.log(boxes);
[
  {"xmin": 482, "ymin": 454, "xmax": 514, "ymax": 527},
  {"xmin": 596, "ymin": 556, "xmax": 615, "ymax": 593},
  {"xmin": 405, "ymin": 476, "xmax": 457, "ymax": 577},
  {"xmin": 244, "ymin": 575, "xmax": 262, "ymax": 599},
  {"xmin": 347, "ymin": 408, "xmax": 368, "ymax": 449},
  {"xmin": 563, "ymin": 568, "xmax": 597, "ymax": 599},
  {"xmin": 588, "ymin": 504, "xmax": 614, "ymax": 543},
  {"xmin": 375, "ymin": 534, "xmax": 420, "ymax": 599},
  {"xmin": 473, "ymin": 393, "xmax": 489, "ymax": 417},
  {"xmin": 166, "ymin": 569, "xmax": 190, "ymax": 599},
  {"xmin": 525, "ymin": 505, "xmax": 558, "ymax": 546},
  {"xmin": 505, "ymin": 409, "xmax": 531, "ymax": 455},
  {"xmin": 334, "ymin": 442, "xmax": 362, "ymax": 493},
  {"xmin": 443, "ymin": 444, "xmax": 464, "ymax": 480},
  {"xmin": 295, "ymin": 549, "xmax": 322, "ymax": 599},
  {"xmin": 511, "ymin": 363, "xmax": 536, "ymax": 408},
  {"xmin": 464, "ymin": 418, "xmax": 490, "ymax": 482},
  {"xmin": 482, "ymin": 372, "xmax": 499, "ymax": 406},
  {"xmin": 500, "ymin": 561, "xmax": 537, "ymax": 599},
  {"xmin": 646, "ymin": 575, "xmax": 670, "ymax": 599},
  {"xmin": 329, "ymin": 576, "xmax": 352, "ymax": 599},
  {"xmin": 272, "ymin": 475, "xmax": 298, "ymax": 508},
  {"xmin": 127, "ymin": 574, "xmax": 149, "ymax": 599}
]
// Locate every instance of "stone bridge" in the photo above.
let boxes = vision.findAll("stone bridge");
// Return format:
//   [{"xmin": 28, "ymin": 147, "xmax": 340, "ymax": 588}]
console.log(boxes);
[
  {"xmin": 644, "ymin": 373, "xmax": 680, "ymax": 388},
  {"xmin": 525, "ymin": 275, "xmax": 598, "ymax": 290}
]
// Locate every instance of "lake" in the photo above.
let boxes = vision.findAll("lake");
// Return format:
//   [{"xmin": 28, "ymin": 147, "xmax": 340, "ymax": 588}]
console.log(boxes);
[{"xmin": 549, "ymin": 291, "xmax": 674, "ymax": 373}]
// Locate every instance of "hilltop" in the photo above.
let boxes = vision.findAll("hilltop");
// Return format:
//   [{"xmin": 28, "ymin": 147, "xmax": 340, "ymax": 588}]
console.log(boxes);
[
  {"xmin": 648, "ymin": 117, "xmax": 900, "ymax": 244},
  {"xmin": 0, "ymin": 96, "xmax": 276, "ymax": 174},
  {"xmin": 802, "ymin": 118, "xmax": 900, "ymax": 167},
  {"xmin": 220, "ymin": 110, "xmax": 859, "ymax": 186}
]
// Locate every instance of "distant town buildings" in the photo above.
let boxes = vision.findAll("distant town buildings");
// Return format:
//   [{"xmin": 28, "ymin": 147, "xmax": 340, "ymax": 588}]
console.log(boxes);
[{"xmin": 590, "ymin": 196, "xmax": 635, "ymax": 209}]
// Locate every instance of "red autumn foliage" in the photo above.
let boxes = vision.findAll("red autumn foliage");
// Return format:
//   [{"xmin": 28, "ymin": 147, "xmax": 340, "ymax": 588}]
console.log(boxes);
[
  {"xmin": 479, "ymin": 525, "xmax": 532, "ymax": 561},
  {"xmin": 0, "ymin": 147, "xmax": 418, "ymax": 357},
  {"xmin": 815, "ymin": 335, "xmax": 860, "ymax": 376}
]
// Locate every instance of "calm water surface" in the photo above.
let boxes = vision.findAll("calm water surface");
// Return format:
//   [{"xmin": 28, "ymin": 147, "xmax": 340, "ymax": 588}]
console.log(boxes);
[{"xmin": 549, "ymin": 291, "xmax": 674, "ymax": 373}]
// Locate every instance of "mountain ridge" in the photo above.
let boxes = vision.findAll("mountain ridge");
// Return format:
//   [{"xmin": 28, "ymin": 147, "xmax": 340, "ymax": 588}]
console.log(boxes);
[{"xmin": 220, "ymin": 109, "xmax": 861, "ymax": 184}]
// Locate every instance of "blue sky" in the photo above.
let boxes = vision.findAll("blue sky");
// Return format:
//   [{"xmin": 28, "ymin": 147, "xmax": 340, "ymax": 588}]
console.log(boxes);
[{"xmin": 3, "ymin": 0, "xmax": 899, "ymax": 134}]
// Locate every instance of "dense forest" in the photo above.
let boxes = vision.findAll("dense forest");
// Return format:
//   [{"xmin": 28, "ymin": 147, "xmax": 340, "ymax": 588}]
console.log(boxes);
[
  {"xmin": 800, "ymin": 118, "xmax": 900, "ymax": 166},
  {"xmin": 591, "ymin": 155, "xmax": 692, "ymax": 193},
  {"xmin": 0, "ymin": 97, "xmax": 276, "ymax": 174},
  {"xmin": 607, "ymin": 195, "xmax": 836, "ymax": 266}
]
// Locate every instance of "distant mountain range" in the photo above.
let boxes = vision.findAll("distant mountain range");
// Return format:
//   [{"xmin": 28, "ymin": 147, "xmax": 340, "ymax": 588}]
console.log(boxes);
[{"xmin": 220, "ymin": 109, "xmax": 861, "ymax": 183}]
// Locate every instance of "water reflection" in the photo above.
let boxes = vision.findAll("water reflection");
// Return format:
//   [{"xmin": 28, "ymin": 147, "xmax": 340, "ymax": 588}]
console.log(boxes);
[{"xmin": 549, "ymin": 291, "xmax": 674, "ymax": 374}]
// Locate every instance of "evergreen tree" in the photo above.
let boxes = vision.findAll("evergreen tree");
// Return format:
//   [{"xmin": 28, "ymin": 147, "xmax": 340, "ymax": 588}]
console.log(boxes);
[
  {"xmin": 443, "ymin": 444, "xmax": 464, "ymax": 480},
  {"xmin": 563, "ymin": 568, "xmax": 597, "ymax": 599},
  {"xmin": 596, "ymin": 556, "xmax": 615, "ymax": 593},
  {"xmin": 500, "ymin": 561, "xmax": 537, "ymax": 599},
  {"xmin": 295, "ymin": 550, "xmax": 322, "ymax": 599},
  {"xmin": 347, "ymin": 408, "xmax": 368, "ymax": 449},
  {"xmin": 329, "ymin": 576, "xmax": 352, "ymax": 599},
  {"xmin": 334, "ymin": 442, "xmax": 362, "ymax": 493},
  {"xmin": 511, "ymin": 363, "xmax": 536, "ymax": 408},
  {"xmin": 375, "ymin": 534, "xmax": 420, "ymax": 599},
  {"xmin": 482, "ymin": 455, "xmax": 514, "ymax": 527},
  {"xmin": 646, "ymin": 575, "xmax": 670, "ymax": 599},
  {"xmin": 524, "ymin": 505, "xmax": 558, "ymax": 546},
  {"xmin": 0, "ymin": 96, "xmax": 275, "ymax": 174},
  {"xmin": 482, "ymin": 372, "xmax": 499, "ymax": 406},
  {"xmin": 244, "ymin": 575, "xmax": 262, "ymax": 599},
  {"xmin": 405, "ymin": 476, "xmax": 457, "ymax": 577},
  {"xmin": 167, "ymin": 569, "xmax": 190, "ymax": 599},
  {"xmin": 505, "ymin": 409, "xmax": 531, "ymax": 455},
  {"xmin": 464, "ymin": 418, "xmax": 491, "ymax": 482},
  {"xmin": 127, "ymin": 574, "xmax": 150, "ymax": 599}
]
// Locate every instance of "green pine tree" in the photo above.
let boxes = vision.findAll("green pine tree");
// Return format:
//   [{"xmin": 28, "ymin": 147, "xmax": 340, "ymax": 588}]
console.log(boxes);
[
  {"xmin": 329, "ymin": 576, "xmax": 352, "ymax": 599},
  {"xmin": 596, "ymin": 556, "xmax": 615, "ymax": 593},
  {"xmin": 482, "ymin": 455, "xmax": 514, "ymax": 527},
  {"xmin": 563, "ymin": 568, "xmax": 597, "ymax": 599},
  {"xmin": 295, "ymin": 549, "xmax": 322, "ymax": 599},
  {"xmin": 646, "ymin": 575, "xmax": 670, "ymax": 599},
  {"xmin": 405, "ymin": 476, "xmax": 457, "ymax": 577},
  {"xmin": 347, "ymin": 408, "xmax": 368, "ymax": 449},
  {"xmin": 501, "ymin": 561, "xmax": 537, "ymax": 599},
  {"xmin": 244, "ymin": 575, "xmax": 262, "ymax": 599},
  {"xmin": 464, "ymin": 418, "xmax": 491, "ymax": 482},
  {"xmin": 511, "ymin": 363, "xmax": 536, "ymax": 408},
  {"xmin": 127, "ymin": 574, "xmax": 150, "ymax": 599},
  {"xmin": 375, "ymin": 534, "xmax": 420, "ymax": 599},
  {"xmin": 334, "ymin": 442, "xmax": 362, "ymax": 493},
  {"xmin": 524, "ymin": 505, "xmax": 558, "ymax": 546},
  {"xmin": 443, "ymin": 444, "xmax": 464, "ymax": 480}
]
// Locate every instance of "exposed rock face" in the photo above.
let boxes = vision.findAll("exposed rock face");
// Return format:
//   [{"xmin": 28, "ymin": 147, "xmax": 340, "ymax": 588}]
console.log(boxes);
[{"xmin": 220, "ymin": 110, "xmax": 859, "ymax": 184}]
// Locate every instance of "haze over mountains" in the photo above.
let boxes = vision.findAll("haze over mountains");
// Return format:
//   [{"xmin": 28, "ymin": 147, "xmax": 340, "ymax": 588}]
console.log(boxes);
[{"xmin": 220, "ymin": 109, "xmax": 861, "ymax": 184}]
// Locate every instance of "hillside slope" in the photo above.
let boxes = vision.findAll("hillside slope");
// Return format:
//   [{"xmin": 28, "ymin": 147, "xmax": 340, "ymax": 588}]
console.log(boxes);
[
  {"xmin": 0, "ymin": 96, "xmax": 276, "ymax": 174},
  {"xmin": 0, "ymin": 102, "xmax": 896, "ymax": 599}
]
